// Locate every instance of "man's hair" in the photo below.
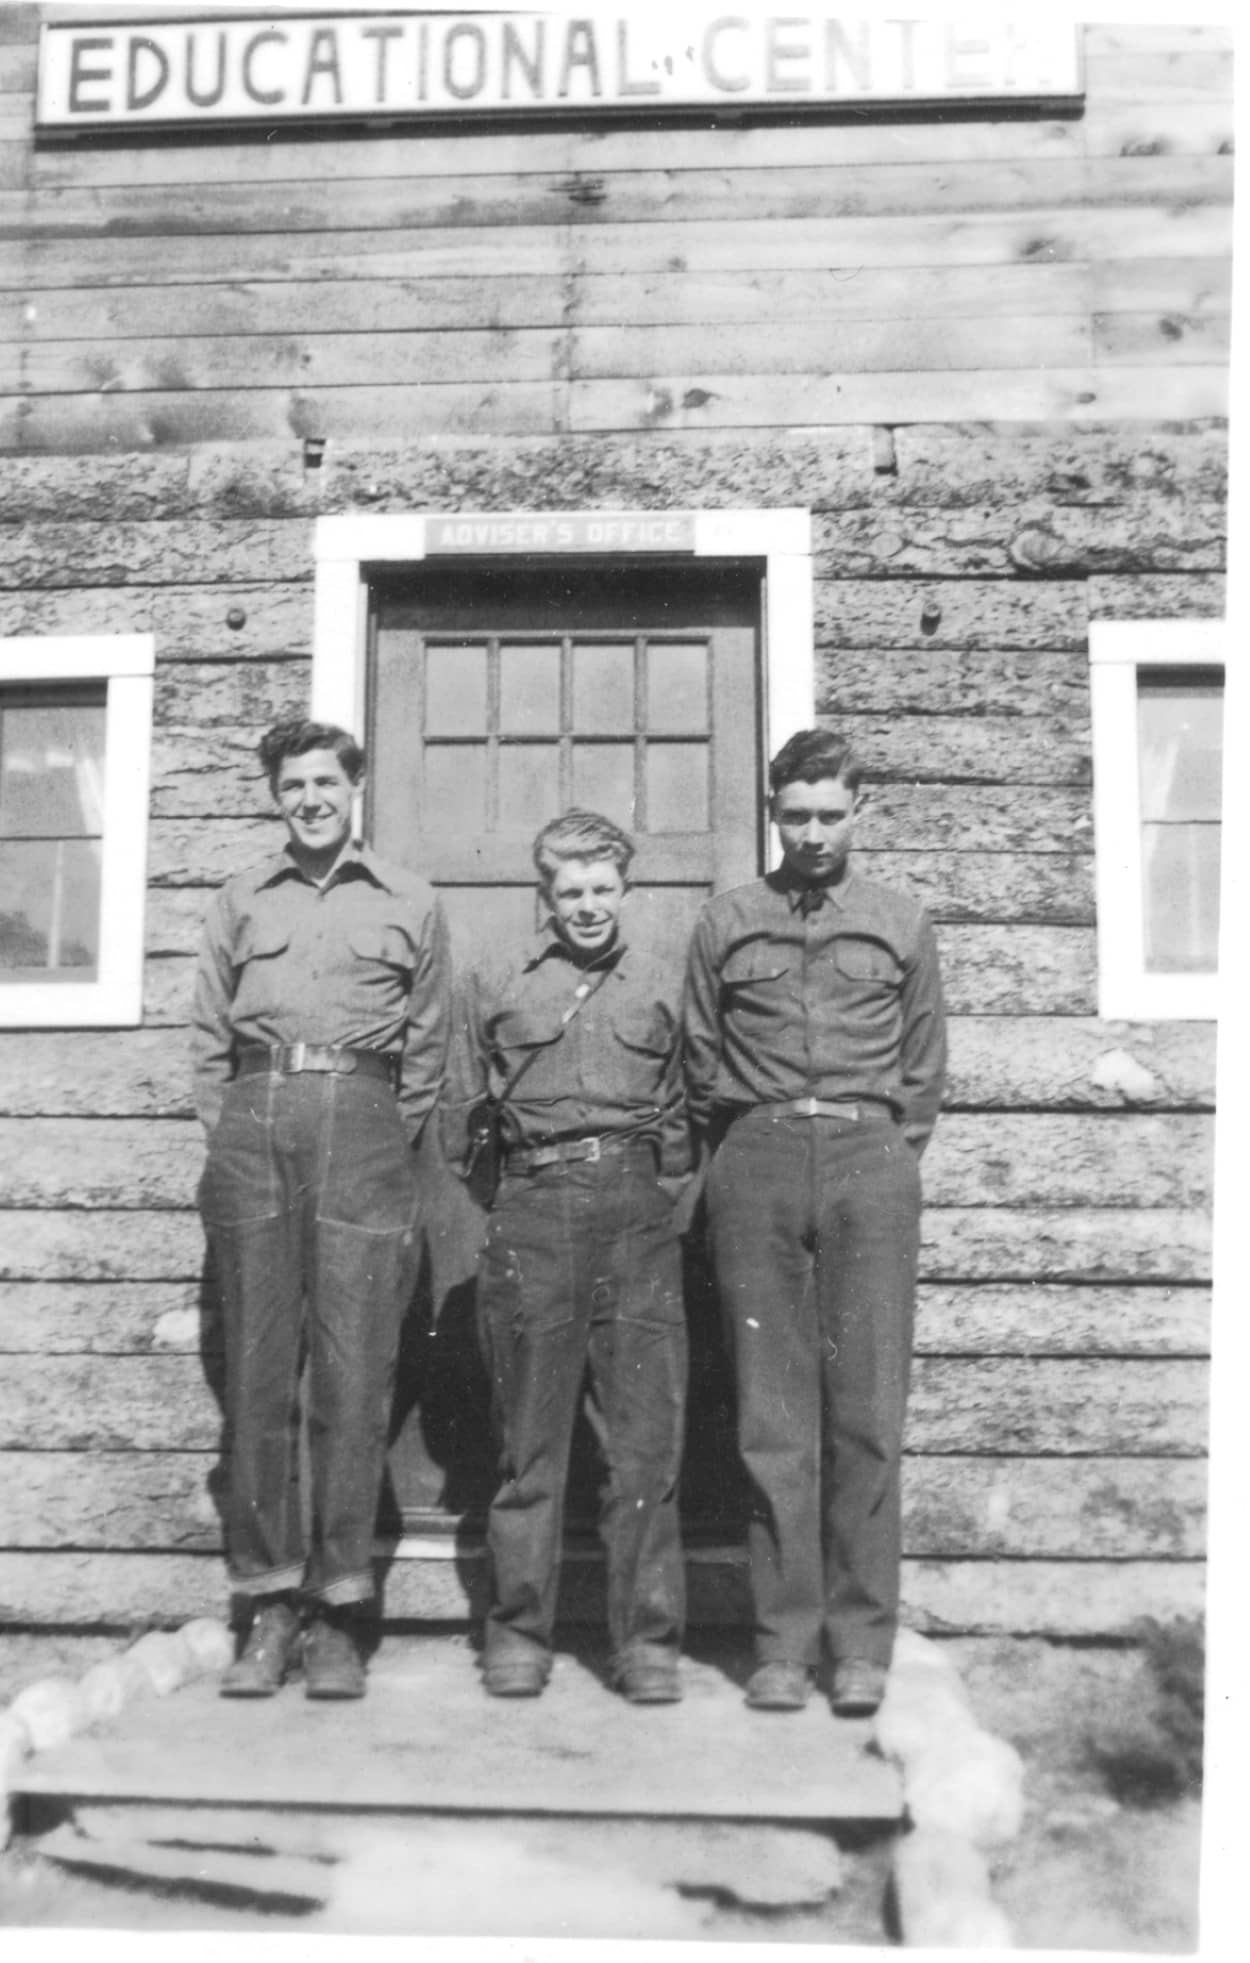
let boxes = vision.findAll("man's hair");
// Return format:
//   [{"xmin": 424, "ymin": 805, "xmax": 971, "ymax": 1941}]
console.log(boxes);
[
  {"xmin": 258, "ymin": 719, "xmax": 365, "ymax": 790},
  {"xmin": 532, "ymin": 808, "xmax": 635, "ymax": 883},
  {"xmin": 768, "ymin": 728, "xmax": 863, "ymax": 797}
]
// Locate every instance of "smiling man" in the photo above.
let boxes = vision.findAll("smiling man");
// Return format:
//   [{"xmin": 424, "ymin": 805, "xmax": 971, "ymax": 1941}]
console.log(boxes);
[
  {"xmin": 443, "ymin": 809, "xmax": 691, "ymax": 1704},
  {"xmin": 684, "ymin": 729, "xmax": 946, "ymax": 1719},
  {"xmin": 191, "ymin": 719, "xmax": 450, "ymax": 1701}
]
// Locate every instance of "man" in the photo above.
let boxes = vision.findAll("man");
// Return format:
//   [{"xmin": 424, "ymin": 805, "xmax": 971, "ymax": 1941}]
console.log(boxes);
[
  {"xmin": 443, "ymin": 810, "xmax": 690, "ymax": 1704},
  {"xmin": 192, "ymin": 718, "xmax": 450, "ymax": 1700},
  {"xmin": 683, "ymin": 729, "xmax": 946, "ymax": 1717}
]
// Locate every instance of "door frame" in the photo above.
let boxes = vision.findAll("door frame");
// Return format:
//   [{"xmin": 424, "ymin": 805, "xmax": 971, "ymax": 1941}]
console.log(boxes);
[{"xmin": 310, "ymin": 508, "xmax": 813, "ymax": 855}]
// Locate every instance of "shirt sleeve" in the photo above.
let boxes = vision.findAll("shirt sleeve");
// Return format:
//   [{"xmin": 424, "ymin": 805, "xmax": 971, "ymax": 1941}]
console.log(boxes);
[
  {"xmin": 396, "ymin": 895, "xmax": 452, "ymax": 1144},
  {"xmin": 899, "ymin": 908, "xmax": 947, "ymax": 1155},
  {"xmin": 652, "ymin": 990, "xmax": 695, "ymax": 1179},
  {"xmin": 682, "ymin": 903, "xmax": 725, "ymax": 1136},
  {"xmin": 439, "ymin": 959, "xmax": 492, "ymax": 1167},
  {"xmin": 190, "ymin": 887, "xmax": 238, "ymax": 1136}
]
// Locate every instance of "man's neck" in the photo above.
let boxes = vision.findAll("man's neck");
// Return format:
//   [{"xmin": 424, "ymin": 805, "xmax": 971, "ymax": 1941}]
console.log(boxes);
[{"xmin": 287, "ymin": 838, "xmax": 355, "ymax": 887}]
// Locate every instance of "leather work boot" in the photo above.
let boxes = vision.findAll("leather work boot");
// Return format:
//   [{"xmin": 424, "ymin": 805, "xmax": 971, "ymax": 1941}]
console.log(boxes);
[
  {"xmin": 830, "ymin": 1658, "xmax": 888, "ymax": 1718},
  {"xmin": 219, "ymin": 1599, "xmax": 302, "ymax": 1698},
  {"xmin": 744, "ymin": 1660, "xmax": 812, "ymax": 1711},
  {"xmin": 612, "ymin": 1647, "xmax": 683, "ymax": 1705},
  {"xmin": 481, "ymin": 1648, "xmax": 551, "ymax": 1698},
  {"xmin": 303, "ymin": 1610, "xmax": 367, "ymax": 1700}
]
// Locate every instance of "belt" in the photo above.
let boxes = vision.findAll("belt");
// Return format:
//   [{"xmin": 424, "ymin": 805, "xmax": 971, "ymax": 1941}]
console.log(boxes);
[
  {"xmin": 235, "ymin": 1044, "xmax": 396, "ymax": 1085},
  {"xmin": 507, "ymin": 1133, "xmax": 655, "ymax": 1173},
  {"xmin": 756, "ymin": 1097, "xmax": 881, "ymax": 1121}
]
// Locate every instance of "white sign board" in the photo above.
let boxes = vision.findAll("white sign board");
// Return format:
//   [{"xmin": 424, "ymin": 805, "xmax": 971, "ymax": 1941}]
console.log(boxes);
[{"xmin": 37, "ymin": 13, "xmax": 1083, "ymax": 129}]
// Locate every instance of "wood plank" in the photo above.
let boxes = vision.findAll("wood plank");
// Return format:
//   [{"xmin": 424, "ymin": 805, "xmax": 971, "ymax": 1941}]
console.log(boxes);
[
  {"xmin": 1090, "ymin": 256, "xmax": 1231, "ymax": 315},
  {"xmin": 814, "ymin": 499, "xmax": 1225, "ymax": 578},
  {"xmin": 568, "ymin": 316, "xmax": 1094, "ymax": 378},
  {"xmin": 0, "ymin": 1450, "xmax": 1206, "ymax": 1561},
  {"xmin": 1083, "ymin": 50, "xmax": 1233, "ymax": 104},
  {"xmin": 1095, "ymin": 311, "xmax": 1230, "ymax": 366},
  {"xmin": 0, "ymin": 1353, "xmax": 1210, "ymax": 1456},
  {"xmin": 570, "ymin": 367, "xmax": 1230, "ymax": 431},
  {"xmin": 0, "ymin": 1280, "xmax": 1209, "ymax": 1361},
  {"xmin": 0, "ymin": 1112, "xmax": 1211, "ymax": 1212},
  {"xmin": 0, "ymin": 518, "xmax": 314, "ymax": 589},
  {"xmin": 4, "ymin": 159, "xmax": 1232, "ymax": 243},
  {"xmin": 1082, "ymin": 103, "xmax": 1236, "ymax": 158},
  {"xmin": 1083, "ymin": 26, "xmax": 1232, "ymax": 55},
  {"xmin": 0, "ymin": 1545, "xmax": 1205, "ymax": 1635},
  {"xmin": 0, "ymin": 1202, "xmax": 1213, "ymax": 1289},
  {"xmin": 4, "ymin": 203, "xmax": 1233, "ymax": 292},
  {"xmin": 34, "ymin": 1825, "xmax": 328, "ymax": 1913}
]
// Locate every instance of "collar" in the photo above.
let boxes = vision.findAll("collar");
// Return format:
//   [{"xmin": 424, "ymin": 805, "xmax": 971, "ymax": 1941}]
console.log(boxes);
[
  {"xmin": 770, "ymin": 863, "xmax": 857, "ymax": 913},
  {"xmin": 525, "ymin": 924, "xmax": 628, "ymax": 975},
  {"xmin": 258, "ymin": 840, "xmax": 392, "ymax": 893}
]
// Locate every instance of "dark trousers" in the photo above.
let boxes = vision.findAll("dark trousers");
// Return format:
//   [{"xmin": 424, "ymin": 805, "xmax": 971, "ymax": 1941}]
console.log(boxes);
[
  {"xmin": 706, "ymin": 1108, "xmax": 921, "ymax": 1671},
  {"xmin": 477, "ymin": 1147, "xmax": 688, "ymax": 1667},
  {"xmin": 200, "ymin": 1070, "xmax": 420, "ymax": 1607}
]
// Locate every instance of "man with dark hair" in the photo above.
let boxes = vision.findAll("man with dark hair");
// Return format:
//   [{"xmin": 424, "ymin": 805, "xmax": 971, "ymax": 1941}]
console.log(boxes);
[
  {"xmin": 192, "ymin": 718, "xmax": 450, "ymax": 1700},
  {"xmin": 684, "ymin": 728, "xmax": 946, "ymax": 1717},
  {"xmin": 443, "ymin": 809, "xmax": 691, "ymax": 1704}
]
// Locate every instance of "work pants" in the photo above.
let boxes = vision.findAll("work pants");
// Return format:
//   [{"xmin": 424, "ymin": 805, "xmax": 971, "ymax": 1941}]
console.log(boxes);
[
  {"xmin": 199, "ymin": 1070, "xmax": 420, "ymax": 1607},
  {"xmin": 706, "ymin": 1108, "xmax": 921, "ymax": 1671},
  {"xmin": 477, "ymin": 1145, "xmax": 688, "ymax": 1669}
]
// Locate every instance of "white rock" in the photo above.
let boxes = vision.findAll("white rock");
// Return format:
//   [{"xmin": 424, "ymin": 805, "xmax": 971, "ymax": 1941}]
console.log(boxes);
[
  {"xmin": 78, "ymin": 1653, "xmax": 150, "ymax": 1724},
  {"xmin": 894, "ymin": 1827, "xmax": 1014, "ymax": 1948},
  {"xmin": 874, "ymin": 1675, "xmax": 978, "ymax": 1764},
  {"xmin": 127, "ymin": 1630, "xmax": 193, "ymax": 1697},
  {"xmin": 892, "ymin": 1628, "xmax": 963, "ymax": 1680},
  {"xmin": 9, "ymin": 1677, "xmax": 88, "ymax": 1753},
  {"xmin": 905, "ymin": 1730, "xmax": 1026, "ymax": 1849},
  {"xmin": 0, "ymin": 1712, "xmax": 33, "ymax": 1782},
  {"xmin": 176, "ymin": 1618, "xmax": 235, "ymax": 1677}
]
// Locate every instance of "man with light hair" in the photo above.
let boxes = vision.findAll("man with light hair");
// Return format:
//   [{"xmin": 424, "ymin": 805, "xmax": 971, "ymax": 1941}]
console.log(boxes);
[
  {"xmin": 684, "ymin": 728, "xmax": 946, "ymax": 1718},
  {"xmin": 192, "ymin": 718, "xmax": 450, "ymax": 1701},
  {"xmin": 444, "ymin": 809, "xmax": 691, "ymax": 1704}
]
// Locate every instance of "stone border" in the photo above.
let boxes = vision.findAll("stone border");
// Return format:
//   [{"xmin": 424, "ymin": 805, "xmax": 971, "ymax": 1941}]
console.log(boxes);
[
  {"xmin": 878, "ymin": 1629, "xmax": 1022, "ymax": 1946},
  {"xmin": 0, "ymin": 1618, "xmax": 233, "ymax": 1848}
]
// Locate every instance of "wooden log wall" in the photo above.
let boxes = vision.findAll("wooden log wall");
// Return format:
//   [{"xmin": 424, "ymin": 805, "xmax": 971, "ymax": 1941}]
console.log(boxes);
[{"xmin": 0, "ymin": 9, "xmax": 1225, "ymax": 1636}]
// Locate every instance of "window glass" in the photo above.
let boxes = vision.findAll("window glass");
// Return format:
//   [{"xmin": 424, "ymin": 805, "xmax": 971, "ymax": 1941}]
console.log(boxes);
[
  {"xmin": 423, "ymin": 744, "xmax": 487, "ymax": 831},
  {"xmin": 572, "ymin": 742, "xmax": 635, "ymax": 826},
  {"xmin": 573, "ymin": 643, "xmax": 635, "ymax": 733},
  {"xmin": 1137, "ymin": 671, "xmax": 1222, "ymax": 974},
  {"xmin": 498, "ymin": 744, "xmax": 560, "ymax": 831},
  {"xmin": 0, "ymin": 689, "xmax": 106, "ymax": 978},
  {"xmin": 646, "ymin": 743, "xmax": 709, "ymax": 830},
  {"xmin": 425, "ymin": 643, "xmax": 487, "ymax": 736},
  {"xmin": 646, "ymin": 642, "xmax": 709, "ymax": 733},
  {"xmin": 499, "ymin": 643, "xmax": 561, "ymax": 735}
]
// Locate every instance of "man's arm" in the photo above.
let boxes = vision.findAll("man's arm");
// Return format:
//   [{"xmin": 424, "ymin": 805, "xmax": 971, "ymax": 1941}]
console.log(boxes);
[
  {"xmin": 681, "ymin": 904, "xmax": 725, "ymax": 1139},
  {"xmin": 898, "ymin": 909, "xmax": 947, "ymax": 1155},
  {"xmin": 396, "ymin": 896, "xmax": 452, "ymax": 1144},
  {"xmin": 190, "ymin": 888, "xmax": 237, "ymax": 1136},
  {"xmin": 439, "ymin": 958, "xmax": 493, "ymax": 1168}
]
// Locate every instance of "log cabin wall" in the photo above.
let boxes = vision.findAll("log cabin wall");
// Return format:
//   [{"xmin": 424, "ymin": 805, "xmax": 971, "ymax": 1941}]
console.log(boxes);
[{"xmin": 0, "ymin": 8, "xmax": 1225, "ymax": 1635}]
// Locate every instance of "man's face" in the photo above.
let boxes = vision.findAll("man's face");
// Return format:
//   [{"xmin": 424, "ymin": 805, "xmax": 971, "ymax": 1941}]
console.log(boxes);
[
  {"xmin": 772, "ymin": 774, "xmax": 861, "ymax": 884},
  {"xmin": 545, "ymin": 856, "xmax": 627, "ymax": 958},
  {"xmin": 273, "ymin": 746, "xmax": 357, "ymax": 865}
]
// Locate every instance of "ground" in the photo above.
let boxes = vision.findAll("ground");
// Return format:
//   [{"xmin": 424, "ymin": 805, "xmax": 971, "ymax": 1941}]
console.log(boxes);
[{"xmin": 0, "ymin": 1629, "xmax": 1203, "ymax": 1949}]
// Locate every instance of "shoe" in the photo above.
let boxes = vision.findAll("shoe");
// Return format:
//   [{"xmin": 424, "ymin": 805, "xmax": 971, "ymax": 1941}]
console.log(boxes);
[
  {"xmin": 613, "ymin": 1654, "xmax": 683, "ymax": 1705},
  {"xmin": 830, "ymin": 1658, "xmax": 887, "ymax": 1717},
  {"xmin": 303, "ymin": 1613, "xmax": 367, "ymax": 1700},
  {"xmin": 219, "ymin": 1600, "xmax": 301, "ymax": 1698},
  {"xmin": 745, "ymin": 1660, "xmax": 811, "ymax": 1711},
  {"xmin": 482, "ymin": 1650, "xmax": 551, "ymax": 1698}
]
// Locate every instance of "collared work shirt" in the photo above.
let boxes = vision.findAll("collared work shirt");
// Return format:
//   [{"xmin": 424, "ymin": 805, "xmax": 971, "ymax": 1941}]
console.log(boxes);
[
  {"xmin": 191, "ymin": 842, "xmax": 451, "ymax": 1142},
  {"xmin": 442, "ymin": 932, "xmax": 691, "ymax": 1177},
  {"xmin": 683, "ymin": 867, "xmax": 947, "ymax": 1153}
]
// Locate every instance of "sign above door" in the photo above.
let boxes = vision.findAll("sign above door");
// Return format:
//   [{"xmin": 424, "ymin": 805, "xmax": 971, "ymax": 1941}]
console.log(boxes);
[{"xmin": 37, "ymin": 13, "xmax": 1083, "ymax": 131}]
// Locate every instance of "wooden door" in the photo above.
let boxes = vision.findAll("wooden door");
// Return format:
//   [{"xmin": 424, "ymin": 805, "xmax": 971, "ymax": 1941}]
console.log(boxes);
[{"xmin": 367, "ymin": 559, "xmax": 761, "ymax": 1536}]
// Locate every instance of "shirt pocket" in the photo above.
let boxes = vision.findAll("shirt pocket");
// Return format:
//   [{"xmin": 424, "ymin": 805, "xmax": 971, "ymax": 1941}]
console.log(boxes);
[
  {"xmin": 349, "ymin": 924, "xmax": 416, "ymax": 986},
  {"xmin": 834, "ymin": 937, "xmax": 899, "ymax": 987},
  {"xmin": 609, "ymin": 1003, "xmax": 674, "ymax": 1060},
  {"xmin": 231, "ymin": 920, "xmax": 291, "ymax": 1014},
  {"xmin": 494, "ymin": 1008, "xmax": 566, "ymax": 1061},
  {"xmin": 721, "ymin": 943, "xmax": 791, "ymax": 1013}
]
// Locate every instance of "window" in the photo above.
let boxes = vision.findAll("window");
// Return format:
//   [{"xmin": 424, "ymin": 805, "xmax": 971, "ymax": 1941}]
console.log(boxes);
[
  {"xmin": 1089, "ymin": 621, "xmax": 1223, "ymax": 1020},
  {"xmin": 0, "ymin": 635, "xmax": 154, "ymax": 1026}
]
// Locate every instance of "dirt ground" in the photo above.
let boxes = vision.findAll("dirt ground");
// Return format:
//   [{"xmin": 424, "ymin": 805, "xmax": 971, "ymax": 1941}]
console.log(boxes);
[{"xmin": 0, "ymin": 1629, "xmax": 1203, "ymax": 1950}]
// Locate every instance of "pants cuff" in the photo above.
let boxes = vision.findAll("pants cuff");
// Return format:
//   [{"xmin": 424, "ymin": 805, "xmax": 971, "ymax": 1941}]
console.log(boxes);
[
  {"xmin": 228, "ymin": 1562, "xmax": 305, "ymax": 1598},
  {"xmin": 307, "ymin": 1571, "xmax": 375, "ymax": 1609}
]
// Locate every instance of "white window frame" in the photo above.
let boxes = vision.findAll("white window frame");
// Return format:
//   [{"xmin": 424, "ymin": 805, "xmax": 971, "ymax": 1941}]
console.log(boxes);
[
  {"xmin": 310, "ymin": 509, "xmax": 814, "ymax": 864},
  {"xmin": 0, "ymin": 633, "xmax": 154, "ymax": 1027},
  {"xmin": 1088, "ymin": 619, "xmax": 1223, "ymax": 1021}
]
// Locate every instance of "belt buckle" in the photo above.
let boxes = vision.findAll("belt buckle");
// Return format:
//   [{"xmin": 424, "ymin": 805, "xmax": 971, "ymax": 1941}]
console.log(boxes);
[
  {"xmin": 584, "ymin": 1137, "xmax": 602, "ymax": 1163},
  {"xmin": 794, "ymin": 1096, "xmax": 818, "ymax": 1117},
  {"xmin": 281, "ymin": 1041, "xmax": 306, "ymax": 1074}
]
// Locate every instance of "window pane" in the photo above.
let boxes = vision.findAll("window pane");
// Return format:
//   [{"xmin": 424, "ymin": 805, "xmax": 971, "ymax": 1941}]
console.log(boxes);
[
  {"xmin": 499, "ymin": 644, "xmax": 560, "ymax": 735},
  {"xmin": 498, "ymin": 744, "xmax": 560, "ymax": 831},
  {"xmin": 1143, "ymin": 823, "xmax": 1220, "ymax": 972},
  {"xmin": 1138, "ymin": 676, "xmax": 1223, "ymax": 821},
  {"xmin": 424, "ymin": 744, "xmax": 487, "ymax": 830},
  {"xmin": 572, "ymin": 743, "xmax": 635, "ymax": 827},
  {"xmin": 646, "ymin": 743, "xmax": 709, "ymax": 830},
  {"xmin": 0, "ymin": 700, "xmax": 107, "ymax": 839},
  {"xmin": 646, "ymin": 643, "xmax": 709, "ymax": 734},
  {"xmin": 573, "ymin": 643, "xmax": 635, "ymax": 733},
  {"xmin": 0, "ymin": 838, "xmax": 101, "ymax": 975},
  {"xmin": 425, "ymin": 643, "xmax": 487, "ymax": 736}
]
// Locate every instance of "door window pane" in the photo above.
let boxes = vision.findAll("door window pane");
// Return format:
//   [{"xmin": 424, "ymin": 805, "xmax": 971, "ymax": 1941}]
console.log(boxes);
[
  {"xmin": 572, "ymin": 742, "xmax": 636, "ymax": 827},
  {"xmin": 1137, "ymin": 671, "xmax": 1222, "ymax": 973},
  {"xmin": 498, "ymin": 744, "xmax": 560, "ymax": 830},
  {"xmin": 646, "ymin": 643, "xmax": 709, "ymax": 734},
  {"xmin": 425, "ymin": 643, "xmax": 487, "ymax": 736},
  {"xmin": 573, "ymin": 643, "xmax": 635, "ymax": 733},
  {"xmin": 646, "ymin": 743, "xmax": 709, "ymax": 830},
  {"xmin": 424, "ymin": 744, "xmax": 487, "ymax": 831},
  {"xmin": 499, "ymin": 644, "xmax": 560, "ymax": 734}
]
